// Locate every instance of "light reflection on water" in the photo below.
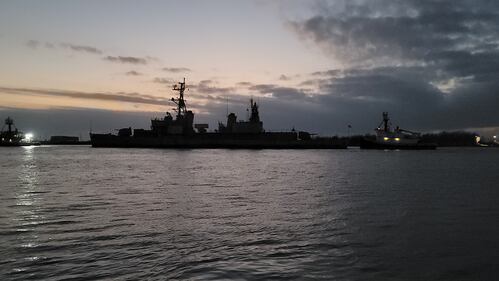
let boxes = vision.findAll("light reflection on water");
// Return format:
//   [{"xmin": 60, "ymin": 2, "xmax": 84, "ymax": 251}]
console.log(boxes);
[
  {"xmin": 16, "ymin": 147, "xmax": 39, "ymax": 204},
  {"xmin": 0, "ymin": 146, "xmax": 498, "ymax": 280},
  {"xmin": 12, "ymin": 146, "xmax": 44, "ymax": 273}
]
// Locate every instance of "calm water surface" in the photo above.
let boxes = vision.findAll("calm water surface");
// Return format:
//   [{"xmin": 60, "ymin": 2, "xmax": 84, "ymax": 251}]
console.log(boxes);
[{"xmin": 1, "ymin": 146, "xmax": 498, "ymax": 280}]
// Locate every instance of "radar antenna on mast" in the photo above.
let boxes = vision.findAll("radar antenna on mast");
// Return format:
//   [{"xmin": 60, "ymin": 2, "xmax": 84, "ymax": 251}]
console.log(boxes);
[{"xmin": 171, "ymin": 78, "xmax": 188, "ymax": 119}]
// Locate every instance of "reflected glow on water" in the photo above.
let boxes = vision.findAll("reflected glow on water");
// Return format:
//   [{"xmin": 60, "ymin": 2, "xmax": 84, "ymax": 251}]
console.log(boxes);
[
  {"xmin": 0, "ymin": 146, "xmax": 499, "ymax": 280},
  {"xmin": 11, "ymin": 146, "xmax": 45, "ymax": 274}
]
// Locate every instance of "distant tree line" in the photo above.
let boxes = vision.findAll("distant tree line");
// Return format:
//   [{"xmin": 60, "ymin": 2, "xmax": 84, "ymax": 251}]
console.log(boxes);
[
  {"xmin": 340, "ymin": 131, "xmax": 480, "ymax": 147},
  {"xmin": 420, "ymin": 131, "xmax": 478, "ymax": 146}
]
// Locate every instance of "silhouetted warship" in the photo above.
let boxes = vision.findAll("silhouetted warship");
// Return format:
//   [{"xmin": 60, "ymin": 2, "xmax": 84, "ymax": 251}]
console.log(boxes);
[
  {"xmin": 90, "ymin": 79, "xmax": 347, "ymax": 149},
  {"xmin": 360, "ymin": 112, "xmax": 437, "ymax": 150}
]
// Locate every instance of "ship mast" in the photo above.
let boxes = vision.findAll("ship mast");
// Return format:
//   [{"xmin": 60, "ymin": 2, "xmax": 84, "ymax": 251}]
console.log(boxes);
[
  {"xmin": 5, "ymin": 117, "xmax": 14, "ymax": 133},
  {"xmin": 171, "ymin": 78, "xmax": 187, "ymax": 119},
  {"xmin": 383, "ymin": 112, "xmax": 389, "ymax": 131},
  {"xmin": 378, "ymin": 112, "xmax": 390, "ymax": 132}
]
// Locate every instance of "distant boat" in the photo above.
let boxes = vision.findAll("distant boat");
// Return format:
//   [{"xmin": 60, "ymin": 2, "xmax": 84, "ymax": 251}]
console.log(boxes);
[
  {"xmin": 360, "ymin": 112, "xmax": 436, "ymax": 150},
  {"xmin": 1, "ymin": 117, "xmax": 25, "ymax": 146}
]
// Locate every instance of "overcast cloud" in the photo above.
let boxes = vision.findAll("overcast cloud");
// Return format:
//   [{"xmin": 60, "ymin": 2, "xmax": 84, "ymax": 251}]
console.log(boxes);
[{"xmin": 283, "ymin": 0, "xmax": 499, "ymax": 133}]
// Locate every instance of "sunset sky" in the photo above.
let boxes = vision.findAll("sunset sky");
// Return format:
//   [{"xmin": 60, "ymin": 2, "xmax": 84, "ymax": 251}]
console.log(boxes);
[{"xmin": 1, "ymin": 0, "xmax": 498, "ymax": 138}]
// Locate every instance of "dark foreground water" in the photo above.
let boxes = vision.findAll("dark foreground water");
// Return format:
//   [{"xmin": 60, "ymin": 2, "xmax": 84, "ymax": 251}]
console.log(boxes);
[{"xmin": 1, "ymin": 146, "xmax": 498, "ymax": 280}]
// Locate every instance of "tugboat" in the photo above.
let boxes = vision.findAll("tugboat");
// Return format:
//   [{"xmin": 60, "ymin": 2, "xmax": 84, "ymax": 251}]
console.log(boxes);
[
  {"xmin": 90, "ymin": 78, "xmax": 347, "ymax": 149},
  {"xmin": 360, "ymin": 112, "xmax": 436, "ymax": 150},
  {"xmin": 0, "ymin": 117, "xmax": 29, "ymax": 146}
]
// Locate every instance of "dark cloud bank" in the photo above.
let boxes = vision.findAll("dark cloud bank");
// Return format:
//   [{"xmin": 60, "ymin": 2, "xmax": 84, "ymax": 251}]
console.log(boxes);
[
  {"xmin": 0, "ymin": 107, "xmax": 154, "ymax": 140},
  {"xmin": 285, "ymin": 0, "xmax": 499, "ymax": 134},
  {"xmin": 0, "ymin": 87, "xmax": 171, "ymax": 107}
]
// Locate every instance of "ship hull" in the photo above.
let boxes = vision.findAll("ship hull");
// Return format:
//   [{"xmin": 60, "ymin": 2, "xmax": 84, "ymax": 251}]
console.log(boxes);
[
  {"xmin": 0, "ymin": 142, "xmax": 23, "ymax": 147},
  {"xmin": 360, "ymin": 137, "xmax": 436, "ymax": 150},
  {"xmin": 0, "ymin": 141, "xmax": 38, "ymax": 147},
  {"xmin": 90, "ymin": 133, "xmax": 347, "ymax": 149}
]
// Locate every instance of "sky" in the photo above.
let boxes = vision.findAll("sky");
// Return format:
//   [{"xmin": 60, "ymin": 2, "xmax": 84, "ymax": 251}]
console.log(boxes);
[{"xmin": 1, "ymin": 0, "xmax": 498, "ymax": 139}]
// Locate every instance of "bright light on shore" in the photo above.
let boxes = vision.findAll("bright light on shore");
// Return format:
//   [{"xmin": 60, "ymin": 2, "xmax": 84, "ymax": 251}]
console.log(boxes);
[{"xmin": 24, "ymin": 133, "xmax": 34, "ymax": 142}]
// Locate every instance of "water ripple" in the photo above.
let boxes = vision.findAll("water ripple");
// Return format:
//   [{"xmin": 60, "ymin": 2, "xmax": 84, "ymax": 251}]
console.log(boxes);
[{"xmin": 0, "ymin": 147, "xmax": 498, "ymax": 280}]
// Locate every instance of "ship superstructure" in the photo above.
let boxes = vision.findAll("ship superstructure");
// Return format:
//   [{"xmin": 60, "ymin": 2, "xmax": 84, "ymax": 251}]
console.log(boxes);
[
  {"xmin": 360, "ymin": 112, "xmax": 436, "ymax": 149},
  {"xmin": 218, "ymin": 99, "xmax": 263, "ymax": 134},
  {"xmin": 375, "ymin": 112, "xmax": 420, "ymax": 145},
  {"xmin": 90, "ymin": 78, "xmax": 346, "ymax": 149}
]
